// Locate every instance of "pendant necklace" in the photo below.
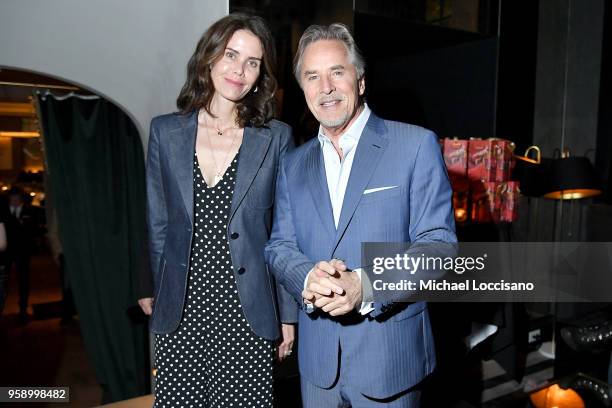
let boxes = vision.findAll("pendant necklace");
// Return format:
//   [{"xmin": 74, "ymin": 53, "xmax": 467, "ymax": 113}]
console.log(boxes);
[
  {"xmin": 214, "ymin": 124, "xmax": 236, "ymax": 136},
  {"xmin": 205, "ymin": 118, "xmax": 238, "ymax": 186}
]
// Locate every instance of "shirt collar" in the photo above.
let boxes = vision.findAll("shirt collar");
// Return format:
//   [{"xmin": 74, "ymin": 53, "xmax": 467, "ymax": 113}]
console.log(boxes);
[{"xmin": 317, "ymin": 104, "xmax": 371, "ymax": 152}]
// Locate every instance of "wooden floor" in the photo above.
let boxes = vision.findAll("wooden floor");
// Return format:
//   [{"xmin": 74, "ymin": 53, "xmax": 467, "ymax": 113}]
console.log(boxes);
[
  {"xmin": 97, "ymin": 394, "xmax": 153, "ymax": 407},
  {"xmin": 0, "ymin": 252, "xmax": 103, "ymax": 407}
]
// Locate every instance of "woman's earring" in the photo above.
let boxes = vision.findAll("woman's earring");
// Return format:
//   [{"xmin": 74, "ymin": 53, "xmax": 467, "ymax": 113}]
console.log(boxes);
[{"xmin": 253, "ymin": 86, "xmax": 258, "ymax": 93}]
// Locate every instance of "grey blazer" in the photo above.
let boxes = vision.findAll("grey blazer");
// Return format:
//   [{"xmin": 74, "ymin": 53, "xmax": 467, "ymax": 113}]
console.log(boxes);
[{"xmin": 146, "ymin": 110, "xmax": 296, "ymax": 340}]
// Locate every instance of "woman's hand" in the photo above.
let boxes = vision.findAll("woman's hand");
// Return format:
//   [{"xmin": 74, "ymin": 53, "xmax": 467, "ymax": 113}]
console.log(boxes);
[
  {"xmin": 138, "ymin": 297, "xmax": 154, "ymax": 315},
  {"xmin": 276, "ymin": 323, "xmax": 295, "ymax": 362}
]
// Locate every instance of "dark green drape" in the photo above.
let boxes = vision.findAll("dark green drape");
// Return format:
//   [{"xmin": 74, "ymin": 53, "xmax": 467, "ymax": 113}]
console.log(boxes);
[{"xmin": 37, "ymin": 95, "xmax": 148, "ymax": 403}]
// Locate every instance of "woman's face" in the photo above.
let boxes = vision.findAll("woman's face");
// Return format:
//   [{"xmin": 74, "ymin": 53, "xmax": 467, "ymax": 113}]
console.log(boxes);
[{"xmin": 210, "ymin": 29, "xmax": 263, "ymax": 104}]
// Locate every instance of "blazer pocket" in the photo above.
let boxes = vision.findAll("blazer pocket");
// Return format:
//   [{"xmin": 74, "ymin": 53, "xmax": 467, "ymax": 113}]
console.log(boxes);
[{"xmin": 360, "ymin": 185, "xmax": 403, "ymax": 205}]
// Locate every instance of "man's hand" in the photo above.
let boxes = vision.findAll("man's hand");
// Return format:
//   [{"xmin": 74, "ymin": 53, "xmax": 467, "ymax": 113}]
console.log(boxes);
[
  {"xmin": 138, "ymin": 297, "xmax": 154, "ymax": 315},
  {"xmin": 302, "ymin": 259, "xmax": 363, "ymax": 316},
  {"xmin": 302, "ymin": 260, "xmax": 346, "ymax": 305},
  {"xmin": 314, "ymin": 268, "xmax": 363, "ymax": 316}
]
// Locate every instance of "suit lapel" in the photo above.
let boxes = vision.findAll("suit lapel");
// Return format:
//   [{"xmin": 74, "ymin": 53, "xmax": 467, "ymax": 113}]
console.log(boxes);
[
  {"xmin": 333, "ymin": 114, "xmax": 388, "ymax": 250},
  {"xmin": 168, "ymin": 111, "xmax": 197, "ymax": 224},
  {"xmin": 305, "ymin": 142, "xmax": 336, "ymax": 241},
  {"xmin": 229, "ymin": 126, "xmax": 272, "ymax": 222}
]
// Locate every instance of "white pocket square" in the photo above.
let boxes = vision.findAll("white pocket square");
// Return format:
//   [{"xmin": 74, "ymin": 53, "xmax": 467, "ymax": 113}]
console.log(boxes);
[{"xmin": 363, "ymin": 185, "xmax": 398, "ymax": 195}]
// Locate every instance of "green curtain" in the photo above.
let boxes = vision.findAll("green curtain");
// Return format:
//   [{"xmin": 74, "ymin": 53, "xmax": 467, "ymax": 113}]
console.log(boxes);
[{"xmin": 37, "ymin": 95, "xmax": 149, "ymax": 403}]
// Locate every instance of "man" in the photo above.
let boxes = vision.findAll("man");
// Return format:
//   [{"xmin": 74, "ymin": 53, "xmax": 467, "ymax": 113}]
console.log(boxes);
[
  {"xmin": 5, "ymin": 187, "xmax": 36, "ymax": 322},
  {"xmin": 265, "ymin": 23, "xmax": 456, "ymax": 407}
]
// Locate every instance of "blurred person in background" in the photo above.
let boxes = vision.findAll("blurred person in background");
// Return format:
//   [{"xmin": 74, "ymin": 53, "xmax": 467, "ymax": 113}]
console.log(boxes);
[
  {"xmin": 0, "ymin": 215, "xmax": 8, "ymax": 317},
  {"xmin": 5, "ymin": 187, "xmax": 36, "ymax": 323}
]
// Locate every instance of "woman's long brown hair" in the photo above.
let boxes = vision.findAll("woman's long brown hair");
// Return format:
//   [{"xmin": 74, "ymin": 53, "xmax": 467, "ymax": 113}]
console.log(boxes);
[{"xmin": 176, "ymin": 13, "xmax": 277, "ymax": 128}]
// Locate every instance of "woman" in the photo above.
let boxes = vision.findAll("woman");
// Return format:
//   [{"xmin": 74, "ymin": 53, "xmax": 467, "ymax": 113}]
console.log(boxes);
[{"xmin": 145, "ymin": 13, "xmax": 296, "ymax": 407}]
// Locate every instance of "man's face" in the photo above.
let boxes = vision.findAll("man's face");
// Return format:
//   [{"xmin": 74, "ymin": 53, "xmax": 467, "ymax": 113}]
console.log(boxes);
[
  {"xmin": 300, "ymin": 39, "xmax": 365, "ymax": 134},
  {"xmin": 9, "ymin": 194, "xmax": 22, "ymax": 207}
]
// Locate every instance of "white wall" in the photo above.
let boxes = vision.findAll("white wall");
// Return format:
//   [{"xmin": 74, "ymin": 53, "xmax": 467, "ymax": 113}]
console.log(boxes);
[{"xmin": 0, "ymin": 0, "xmax": 228, "ymax": 148}]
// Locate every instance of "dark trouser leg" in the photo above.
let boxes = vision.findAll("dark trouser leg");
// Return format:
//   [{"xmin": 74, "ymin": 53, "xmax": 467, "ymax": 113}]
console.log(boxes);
[
  {"xmin": 15, "ymin": 254, "xmax": 30, "ymax": 314},
  {"xmin": 0, "ymin": 264, "xmax": 8, "ymax": 316}
]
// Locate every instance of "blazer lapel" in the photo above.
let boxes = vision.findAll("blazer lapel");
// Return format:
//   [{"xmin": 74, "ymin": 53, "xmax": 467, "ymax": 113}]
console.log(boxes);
[
  {"xmin": 333, "ymin": 114, "xmax": 388, "ymax": 249},
  {"xmin": 229, "ymin": 126, "xmax": 272, "ymax": 221},
  {"xmin": 305, "ymin": 142, "xmax": 336, "ymax": 240},
  {"xmin": 168, "ymin": 111, "xmax": 197, "ymax": 224}
]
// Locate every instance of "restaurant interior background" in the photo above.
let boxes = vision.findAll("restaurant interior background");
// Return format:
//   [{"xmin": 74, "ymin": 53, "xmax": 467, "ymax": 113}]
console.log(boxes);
[{"xmin": 1, "ymin": 0, "xmax": 612, "ymax": 407}]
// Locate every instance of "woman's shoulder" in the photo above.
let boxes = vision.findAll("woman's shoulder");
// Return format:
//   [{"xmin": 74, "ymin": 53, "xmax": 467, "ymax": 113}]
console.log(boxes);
[
  {"xmin": 264, "ymin": 119, "xmax": 292, "ymax": 133},
  {"xmin": 262, "ymin": 120, "xmax": 294, "ymax": 150},
  {"xmin": 151, "ymin": 111, "xmax": 195, "ymax": 131}
]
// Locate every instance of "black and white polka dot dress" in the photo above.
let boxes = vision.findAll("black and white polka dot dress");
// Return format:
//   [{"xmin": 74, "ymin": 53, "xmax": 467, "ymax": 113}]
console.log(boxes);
[{"xmin": 154, "ymin": 152, "xmax": 274, "ymax": 408}]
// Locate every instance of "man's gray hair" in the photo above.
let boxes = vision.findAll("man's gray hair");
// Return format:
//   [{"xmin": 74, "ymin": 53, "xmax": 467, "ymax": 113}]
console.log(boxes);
[{"xmin": 293, "ymin": 23, "xmax": 366, "ymax": 86}]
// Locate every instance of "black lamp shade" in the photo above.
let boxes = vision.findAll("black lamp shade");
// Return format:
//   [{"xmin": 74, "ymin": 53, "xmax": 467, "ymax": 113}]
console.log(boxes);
[
  {"xmin": 513, "ymin": 156, "xmax": 553, "ymax": 197},
  {"xmin": 542, "ymin": 156, "xmax": 601, "ymax": 199}
]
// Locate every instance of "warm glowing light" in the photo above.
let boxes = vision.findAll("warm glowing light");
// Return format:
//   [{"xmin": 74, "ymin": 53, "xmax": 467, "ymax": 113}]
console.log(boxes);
[
  {"xmin": 454, "ymin": 208, "xmax": 468, "ymax": 223},
  {"xmin": 0, "ymin": 131, "xmax": 40, "ymax": 138},
  {"xmin": 530, "ymin": 384, "xmax": 584, "ymax": 408},
  {"xmin": 543, "ymin": 188, "xmax": 602, "ymax": 200}
]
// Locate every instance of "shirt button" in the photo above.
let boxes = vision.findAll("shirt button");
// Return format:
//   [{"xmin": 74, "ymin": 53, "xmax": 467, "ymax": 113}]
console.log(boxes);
[
  {"xmin": 231, "ymin": 232, "xmax": 239, "ymax": 239},
  {"xmin": 237, "ymin": 267, "xmax": 246, "ymax": 275}
]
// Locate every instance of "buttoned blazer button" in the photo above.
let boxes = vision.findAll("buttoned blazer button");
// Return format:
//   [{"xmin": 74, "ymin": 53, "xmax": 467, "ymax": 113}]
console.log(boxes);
[
  {"xmin": 237, "ymin": 267, "xmax": 246, "ymax": 275},
  {"xmin": 231, "ymin": 232, "xmax": 239, "ymax": 239}
]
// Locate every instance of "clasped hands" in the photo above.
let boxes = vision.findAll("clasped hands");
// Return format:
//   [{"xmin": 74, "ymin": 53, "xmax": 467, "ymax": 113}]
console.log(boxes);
[{"xmin": 302, "ymin": 259, "xmax": 362, "ymax": 316}]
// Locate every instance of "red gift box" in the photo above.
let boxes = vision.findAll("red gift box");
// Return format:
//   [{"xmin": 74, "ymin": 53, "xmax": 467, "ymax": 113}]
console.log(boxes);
[
  {"xmin": 501, "ymin": 181, "xmax": 520, "ymax": 222},
  {"xmin": 471, "ymin": 187, "xmax": 490, "ymax": 223},
  {"xmin": 493, "ymin": 140, "xmax": 516, "ymax": 182},
  {"xmin": 444, "ymin": 138, "xmax": 469, "ymax": 191},
  {"xmin": 468, "ymin": 139, "xmax": 496, "ymax": 182},
  {"xmin": 484, "ymin": 181, "xmax": 502, "ymax": 223}
]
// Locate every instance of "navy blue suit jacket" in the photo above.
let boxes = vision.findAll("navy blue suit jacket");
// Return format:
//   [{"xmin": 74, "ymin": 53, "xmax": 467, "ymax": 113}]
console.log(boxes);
[
  {"xmin": 265, "ymin": 113, "xmax": 456, "ymax": 397},
  {"xmin": 146, "ymin": 111, "xmax": 297, "ymax": 340}
]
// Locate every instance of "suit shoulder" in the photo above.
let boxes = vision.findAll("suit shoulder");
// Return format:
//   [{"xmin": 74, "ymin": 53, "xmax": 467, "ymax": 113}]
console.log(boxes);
[
  {"xmin": 266, "ymin": 119, "xmax": 292, "ymax": 134},
  {"xmin": 283, "ymin": 138, "xmax": 316, "ymax": 169},
  {"xmin": 265, "ymin": 119, "xmax": 293, "ymax": 143},
  {"xmin": 381, "ymin": 119, "xmax": 437, "ymax": 141}
]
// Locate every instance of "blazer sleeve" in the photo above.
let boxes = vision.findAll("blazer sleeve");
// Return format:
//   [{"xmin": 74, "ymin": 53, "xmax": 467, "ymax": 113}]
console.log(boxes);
[
  {"xmin": 369, "ymin": 130, "xmax": 457, "ymax": 318},
  {"xmin": 146, "ymin": 118, "xmax": 168, "ymax": 293},
  {"xmin": 273, "ymin": 126, "xmax": 299, "ymax": 323},
  {"xmin": 407, "ymin": 131, "xmax": 456, "ymax": 244},
  {"xmin": 265, "ymin": 154, "xmax": 315, "ymax": 304}
]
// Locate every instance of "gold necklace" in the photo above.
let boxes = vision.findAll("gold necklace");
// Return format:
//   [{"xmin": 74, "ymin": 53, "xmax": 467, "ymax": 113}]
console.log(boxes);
[
  {"xmin": 204, "ymin": 118, "xmax": 239, "ymax": 186},
  {"xmin": 214, "ymin": 124, "xmax": 237, "ymax": 136}
]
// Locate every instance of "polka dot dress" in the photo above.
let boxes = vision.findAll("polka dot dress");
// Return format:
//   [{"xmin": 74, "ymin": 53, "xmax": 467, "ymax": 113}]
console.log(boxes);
[{"xmin": 154, "ymin": 152, "xmax": 274, "ymax": 408}]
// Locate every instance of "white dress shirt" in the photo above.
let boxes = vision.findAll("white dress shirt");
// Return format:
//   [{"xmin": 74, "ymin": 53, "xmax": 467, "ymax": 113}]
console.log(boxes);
[
  {"xmin": 305, "ymin": 104, "xmax": 374, "ymax": 314},
  {"xmin": 319, "ymin": 105, "xmax": 371, "ymax": 227},
  {"xmin": 10, "ymin": 205, "xmax": 22, "ymax": 219}
]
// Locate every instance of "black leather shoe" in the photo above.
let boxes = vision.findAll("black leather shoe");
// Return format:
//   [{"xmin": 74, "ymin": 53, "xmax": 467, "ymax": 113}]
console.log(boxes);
[
  {"xmin": 559, "ymin": 374, "xmax": 612, "ymax": 407},
  {"xmin": 561, "ymin": 321, "xmax": 612, "ymax": 352}
]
